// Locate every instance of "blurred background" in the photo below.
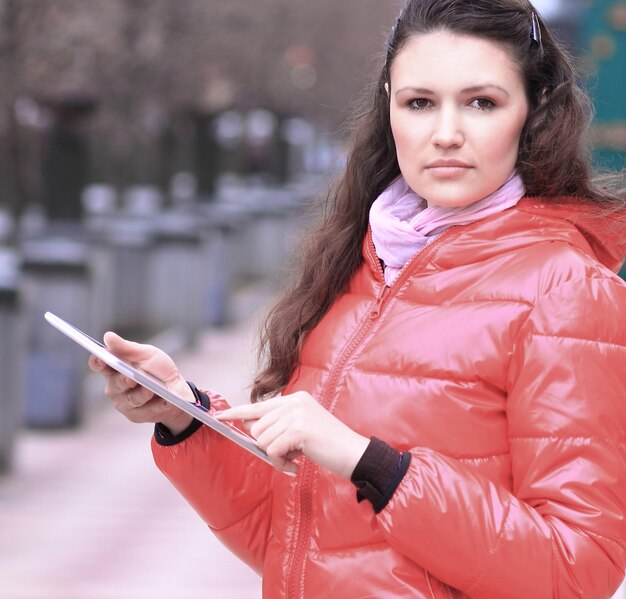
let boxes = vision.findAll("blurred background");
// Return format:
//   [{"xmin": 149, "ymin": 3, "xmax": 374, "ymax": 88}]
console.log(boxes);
[
  {"xmin": 0, "ymin": 0, "xmax": 407, "ymax": 234},
  {"xmin": 0, "ymin": 1, "xmax": 624, "ymax": 598}
]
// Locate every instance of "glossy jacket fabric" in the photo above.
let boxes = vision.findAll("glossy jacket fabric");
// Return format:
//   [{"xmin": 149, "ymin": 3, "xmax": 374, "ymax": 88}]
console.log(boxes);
[{"xmin": 152, "ymin": 198, "xmax": 626, "ymax": 598}]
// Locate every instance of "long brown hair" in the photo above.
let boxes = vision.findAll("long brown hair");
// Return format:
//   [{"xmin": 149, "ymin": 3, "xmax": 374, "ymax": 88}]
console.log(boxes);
[{"xmin": 251, "ymin": 0, "xmax": 625, "ymax": 401}]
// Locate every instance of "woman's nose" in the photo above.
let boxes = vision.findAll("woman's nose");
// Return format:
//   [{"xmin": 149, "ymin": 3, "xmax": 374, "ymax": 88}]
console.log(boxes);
[{"xmin": 431, "ymin": 108, "xmax": 464, "ymax": 148}]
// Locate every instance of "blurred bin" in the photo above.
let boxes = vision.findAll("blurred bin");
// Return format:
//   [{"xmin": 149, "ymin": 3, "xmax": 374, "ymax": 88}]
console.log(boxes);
[
  {"xmin": 245, "ymin": 188, "xmax": 305, "ymax": 280},
  {"xmin": 98, "ymin": 217, "xmax": 156, "ymax": 336},
  {"xmin": 227, "ymin": 186, "xmax": 308, "ymax": 281},
  {"xmin": 199, "ymin": 203, "xmax": 251, "ymax": 326},
  {"xmin": 86, "ymin": 229, "xmax": 117, "ymax": 340},
  {"xmin": 0, "ymin": 249, "xmax": 25, "ymax": 472},
  {"xmin": 147, "ymin": 212, "xmax": 204, "ymax": 344},
  {"xmin": 20, "ymin": 238, "xmax": 91, "ymax": 428}
]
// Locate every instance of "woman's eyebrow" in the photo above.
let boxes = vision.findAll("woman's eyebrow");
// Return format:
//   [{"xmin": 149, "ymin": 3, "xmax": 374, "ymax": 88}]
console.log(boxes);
[
  {"xmin": 395, "ymin": 84, "xmax": 510, "ymax": 97},
  {"xmin": 462, "ymin": 84, "xmax": 510, "ymax": 97},
  {"xmin": 395, "ymin": 87, "xmax": 435, "ymax": 96}
]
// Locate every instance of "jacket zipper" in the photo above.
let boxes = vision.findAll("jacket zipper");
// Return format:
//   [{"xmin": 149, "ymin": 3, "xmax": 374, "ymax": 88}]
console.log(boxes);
[
  {"xmin": 369, "ymin": 284, "xmax": 389, "ymax": 320},
  {"xmin": 286, "ymin": 228, "xmax": 457, "ymax": 598}
]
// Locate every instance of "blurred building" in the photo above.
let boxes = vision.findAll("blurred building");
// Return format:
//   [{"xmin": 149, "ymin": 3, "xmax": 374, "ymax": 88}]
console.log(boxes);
[
  {"xmin": 579, "ymin": 0, "xmax": 626, "ymax": 170},
  {"xmin": 535, "ymin": 0, "xmax": 625, "ymax": 170}
]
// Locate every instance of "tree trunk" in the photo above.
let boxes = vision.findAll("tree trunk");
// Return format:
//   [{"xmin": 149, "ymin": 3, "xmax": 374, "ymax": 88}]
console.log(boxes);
[{"xmin": 0, "ymin": 0, "xmax": 28, "ymax": 241}]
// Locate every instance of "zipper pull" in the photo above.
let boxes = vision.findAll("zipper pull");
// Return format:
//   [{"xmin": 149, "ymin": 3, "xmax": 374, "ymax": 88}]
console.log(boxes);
[{"xmin": 370, "ymin": 285, "xmax": 389, "ymax": 319}]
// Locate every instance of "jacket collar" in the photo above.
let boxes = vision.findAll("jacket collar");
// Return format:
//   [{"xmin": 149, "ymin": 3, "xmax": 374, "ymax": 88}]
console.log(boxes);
[{"xmin": 364, "ymin": 197, "xmax": 626, "ymax": 276}]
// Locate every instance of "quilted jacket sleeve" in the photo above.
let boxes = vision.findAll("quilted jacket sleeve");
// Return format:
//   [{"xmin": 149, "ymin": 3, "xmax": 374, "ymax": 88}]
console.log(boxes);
[
  {"xmin": 151, "ymin": 392, "xmax": 275, "ymax": 574},
  {"xmin": 375, "ymin": 276, "xmax": 626, "ymax": 598}
]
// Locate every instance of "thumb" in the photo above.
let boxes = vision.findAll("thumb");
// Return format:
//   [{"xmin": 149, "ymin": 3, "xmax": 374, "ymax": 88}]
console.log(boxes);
[
  {"xmin": 102, "ymin": 330, "xmax": 181, "ymax": 386},
  {"xmin": 103, "ymin": 331, "xmax": 153, "ymax": 364}
]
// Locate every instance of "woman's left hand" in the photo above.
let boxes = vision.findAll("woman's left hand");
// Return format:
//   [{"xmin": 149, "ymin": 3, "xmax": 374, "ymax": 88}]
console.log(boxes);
[{"xmin": 215, "ymin": 392, "xmax": 370, "ymax": 478}]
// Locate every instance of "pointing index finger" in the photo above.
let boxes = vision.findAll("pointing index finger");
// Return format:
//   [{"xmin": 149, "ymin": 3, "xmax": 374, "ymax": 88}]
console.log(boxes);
[{"xmin": 214, "ymin": 403, "xmax": 269, "ymax": 420}]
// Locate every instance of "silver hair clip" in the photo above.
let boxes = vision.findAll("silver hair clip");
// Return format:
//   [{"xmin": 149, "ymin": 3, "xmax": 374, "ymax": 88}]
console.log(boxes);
[{"xmin": 530, "ymin": 11, "xmax": 543, "ymax": 49}]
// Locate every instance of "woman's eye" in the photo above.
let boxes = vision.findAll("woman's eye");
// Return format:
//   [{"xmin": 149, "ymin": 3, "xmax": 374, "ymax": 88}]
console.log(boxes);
[
  {"xmin": 408, "ymin": 98, "xmax": 431, "ymax": 110},
  {"xmin": 471, "ymin": 98, "xmax": 496, "ymax": 110}
]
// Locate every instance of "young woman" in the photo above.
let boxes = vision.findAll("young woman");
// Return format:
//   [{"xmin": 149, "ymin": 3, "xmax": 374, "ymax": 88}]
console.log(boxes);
[{"xmin": 90, "ymin": 0, "xmax": 626, "ymax": 596}]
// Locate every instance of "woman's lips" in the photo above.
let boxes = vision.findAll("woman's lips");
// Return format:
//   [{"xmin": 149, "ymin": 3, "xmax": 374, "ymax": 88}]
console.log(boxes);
[{"xmin": 426, "ymin": 165, "xmax": 473, "ymax": 179}]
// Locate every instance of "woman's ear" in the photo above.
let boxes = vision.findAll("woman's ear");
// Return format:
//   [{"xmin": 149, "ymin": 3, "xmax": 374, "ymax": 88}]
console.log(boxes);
[{"xmin": 385, "ymin": 82, "xmax": 390, "ymax": 96}]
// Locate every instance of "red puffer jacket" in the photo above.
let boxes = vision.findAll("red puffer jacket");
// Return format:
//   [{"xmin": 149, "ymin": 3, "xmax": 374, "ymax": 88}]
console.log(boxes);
[{"xmin": 153, "ymin": 198, "xmax": 626, "ymax": 598}]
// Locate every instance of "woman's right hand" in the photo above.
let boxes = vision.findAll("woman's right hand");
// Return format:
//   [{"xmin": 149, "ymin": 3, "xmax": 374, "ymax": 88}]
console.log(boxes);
[{"xmin": 88, "ymin": 331, "xmax": 194, "ymax": 435}]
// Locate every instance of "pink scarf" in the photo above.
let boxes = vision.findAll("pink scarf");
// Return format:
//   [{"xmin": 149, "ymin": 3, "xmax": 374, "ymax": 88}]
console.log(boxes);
[{"xmin": 370, "ymin": 172, "xmax": 526, "ymax": 285}]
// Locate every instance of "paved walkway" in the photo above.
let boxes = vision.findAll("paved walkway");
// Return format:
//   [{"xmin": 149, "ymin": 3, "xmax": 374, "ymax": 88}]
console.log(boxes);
[{"xmin": 0, "ymin": 288, "xmax": 271, "ymax": 599}]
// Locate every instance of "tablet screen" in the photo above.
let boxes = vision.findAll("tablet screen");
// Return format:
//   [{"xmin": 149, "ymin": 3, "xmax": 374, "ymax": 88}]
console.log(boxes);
[{"xmin": 44, "ymin": 311, "xmax": 273, "ymax": 467}]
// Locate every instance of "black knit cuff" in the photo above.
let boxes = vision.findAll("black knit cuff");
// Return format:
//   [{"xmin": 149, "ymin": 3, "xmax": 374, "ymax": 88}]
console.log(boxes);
[
  {"xmin": 153, "ymin": 381, "xmax": 210, "ymax": 446},
  {"xmin": 154, "ymin": 419, "xmax": 203, "ymax": 446},
  {"xmin": 188, "ymin": 381, "xmax": 211, "ymax": 409},
  {"xmin": 351, "ymin": 437, "xmax": 411, "ymax": 513}
]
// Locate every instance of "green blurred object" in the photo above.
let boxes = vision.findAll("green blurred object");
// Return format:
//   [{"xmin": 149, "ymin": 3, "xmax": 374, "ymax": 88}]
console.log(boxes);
[{"xmin": 580, "ymin": 0, "xmax": 626, "ymax": 170}]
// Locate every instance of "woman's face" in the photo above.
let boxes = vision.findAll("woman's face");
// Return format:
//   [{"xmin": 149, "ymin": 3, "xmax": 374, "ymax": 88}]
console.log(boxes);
[{"xmin": 389, "ymin": 31, "xmax": 529, "ymax": 207}]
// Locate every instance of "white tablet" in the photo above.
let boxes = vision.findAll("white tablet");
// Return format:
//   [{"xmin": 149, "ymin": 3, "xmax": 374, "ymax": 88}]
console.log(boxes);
[{"xmin": 44, "ymin": 311, "xmax": 274, "ymax": 468}]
